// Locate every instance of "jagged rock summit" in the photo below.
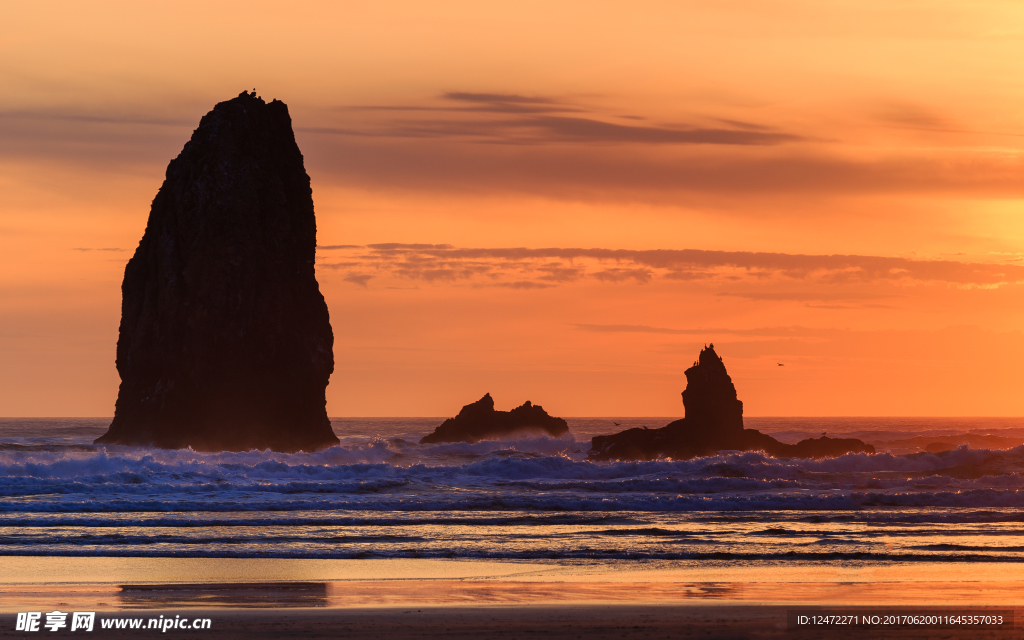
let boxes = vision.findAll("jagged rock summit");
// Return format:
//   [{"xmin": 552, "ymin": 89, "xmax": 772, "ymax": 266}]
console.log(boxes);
[
  {"xmin": 681, "ymin": 344, "xmax": 744, "ymax": 436},
  {"xmin": 589, "ymin": 344, "xmax": 873, "ymax": 460},
  {"xmin": 95, "ymin": 91, "xmax": 339, "ymax": 452},
  {"xmin": 420, "ymin": 393, "xmax": 570, "ymax": 444}
]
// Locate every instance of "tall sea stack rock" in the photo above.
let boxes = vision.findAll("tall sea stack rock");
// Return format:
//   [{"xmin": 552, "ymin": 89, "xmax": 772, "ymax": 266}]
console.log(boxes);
[
  {"xmin": 94, "ymin": 91, "xmax": 339, "ymax": 452},
  {"xmin": 589, "ymin": 344, "xmax": 873, "ymax": 460},
  {"xmin": 420, "ymin": 393, "xmax": 569, "ymax": 444},
  {"xmin": 681, "ymin": 345, "xmax": 744, "ymax": 436}
]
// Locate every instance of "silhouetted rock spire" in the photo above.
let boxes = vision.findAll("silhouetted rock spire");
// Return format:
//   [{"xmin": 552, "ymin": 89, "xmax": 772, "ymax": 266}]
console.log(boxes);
[
  {"xmin": 94, "ymin": 91, "xmax": 339, "ymax": 452},
  {"xmin": 682, "ymin": 344, "xmax": 743, "ymax": 435},
  {"xmin": 420, "ymin": 393, "xmax": 569, "ymax": 444}
]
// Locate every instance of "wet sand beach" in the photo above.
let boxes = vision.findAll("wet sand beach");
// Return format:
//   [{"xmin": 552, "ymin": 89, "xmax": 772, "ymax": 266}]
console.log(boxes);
[{"xmin": 2, "ymin": 559, "xmax": 1023, "ymax": 638}]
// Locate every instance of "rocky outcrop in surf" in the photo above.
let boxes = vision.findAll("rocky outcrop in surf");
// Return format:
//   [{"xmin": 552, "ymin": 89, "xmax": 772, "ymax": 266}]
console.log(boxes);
[
  {"xmin": 420, "ymin": 393, "xmax": 569, "ymax": 444},
  {"xmin": 94, "ymin": 91, "xmax": 338, "ymax": 453},
  {"xmin": 589, "ymin": 344, "xmax": 873, "ymax": 460}
]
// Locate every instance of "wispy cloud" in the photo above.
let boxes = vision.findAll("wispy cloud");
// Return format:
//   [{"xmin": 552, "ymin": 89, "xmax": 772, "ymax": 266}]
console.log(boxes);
[
  {"xmin": 492, "ymin": 281, "xmax": 556, "ymax": 290},
  {"xmin": 295, "ymin": 91, "xmax": 1024, "ymax": 203},
  {"xmin": 444, "ymin": 92, "xmax": 557, "ymax": 105},
  {"xmin": 303, "ymin": 134, "xmax": 1024, "ymax": 203},
  {"xmin": 572, "ymin": 324, "xmax": 833, "ymax": 337},
  {"xmin": 0, "ymin": 109, "xmax": 193, "ymax": 127},
  {"xmin": 311, "ymin": 92, "xmax": 801, "ymax": 146},
  {"xmin": 592, "ymin": 268, "xmax": 654, "ymax": 284},
  {"xmin": 317, "ymin": 243, "xmax": 1024, "ymax": 290},
  {"xmin": 342, "ymin": 273, "xmax": 374, "ymax": 288},
  {"xmin": 717, "ymin": 291, "xmax": 897, "ymax": 302},
  {"xmin": 317, "ymin": 261, "xmax": 363, "ymax": 269}
]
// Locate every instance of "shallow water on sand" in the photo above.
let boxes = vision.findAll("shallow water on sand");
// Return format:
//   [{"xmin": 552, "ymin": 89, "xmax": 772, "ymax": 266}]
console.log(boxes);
[{"xmin": 2, "ymin": 417, "xmax": 1024, "ymax": 561}]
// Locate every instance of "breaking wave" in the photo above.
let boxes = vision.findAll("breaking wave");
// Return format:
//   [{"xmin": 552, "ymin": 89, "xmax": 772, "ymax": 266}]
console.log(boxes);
[
  {"xmin": 4, "ymin": 417, "xmax": 1024, "ymax": 560},
  {"xmin": 2, "ymin": 441, "xmax": 1024, "ymax": 513}
]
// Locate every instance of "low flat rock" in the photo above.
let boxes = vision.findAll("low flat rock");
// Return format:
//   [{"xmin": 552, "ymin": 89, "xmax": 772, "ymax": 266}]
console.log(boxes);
[{"xmin": 420, "ymin": 394, "xmax": 569, "ymax": 444}]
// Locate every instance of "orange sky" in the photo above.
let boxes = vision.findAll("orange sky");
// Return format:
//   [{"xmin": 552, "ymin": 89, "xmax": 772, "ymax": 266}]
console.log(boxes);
[{"xmin": 2, "ymin": 1, "xmax": 1023, "ymax": 417}]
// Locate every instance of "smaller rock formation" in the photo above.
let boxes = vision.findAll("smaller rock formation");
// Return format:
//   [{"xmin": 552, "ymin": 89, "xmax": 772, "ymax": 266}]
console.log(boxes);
[
  {"xmin": 420, "ymin": 393, "xmax": 569, "ymax": 444},
  {"xmin": 589, "ymin": 344, "xmax": 874, "ymax": 461}
]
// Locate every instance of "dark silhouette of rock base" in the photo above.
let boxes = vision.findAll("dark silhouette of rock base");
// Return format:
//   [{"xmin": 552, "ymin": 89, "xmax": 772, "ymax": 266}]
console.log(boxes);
[
  {"xmin": 589, "ymin": 345, "xmax": 873, "ymax": 461},
  {"xmin": 420, "ymin": 393, "xmax": 569, "ymax": 444},
  {"xmin": 94, "ymin": 91, "xmax": 338, "ymax": 453}
]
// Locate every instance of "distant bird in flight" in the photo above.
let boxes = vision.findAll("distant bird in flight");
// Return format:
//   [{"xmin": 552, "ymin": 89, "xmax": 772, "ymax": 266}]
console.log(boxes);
[
  {"xmin": 777, "ymin": 363, "xmax": 785, "ymax": 366},
  {"xmin": 613, "ymin": 422, "xmax": 621, "ymax": 426}
]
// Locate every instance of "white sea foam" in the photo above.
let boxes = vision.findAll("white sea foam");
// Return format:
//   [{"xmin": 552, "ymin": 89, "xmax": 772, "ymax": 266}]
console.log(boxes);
[
  {"xmin": 1, "ymin": 442, "xmax": 1023, "ymax": 513},
  {"xmin": 4, "ymin": 419, "xmax": 1024, "ymax": 560}
]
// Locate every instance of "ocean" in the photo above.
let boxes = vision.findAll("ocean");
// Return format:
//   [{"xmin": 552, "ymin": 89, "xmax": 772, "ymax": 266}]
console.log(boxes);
[{"xmin": 3, "ymin": 417, "xmax": 1024, "ymax": 563}]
